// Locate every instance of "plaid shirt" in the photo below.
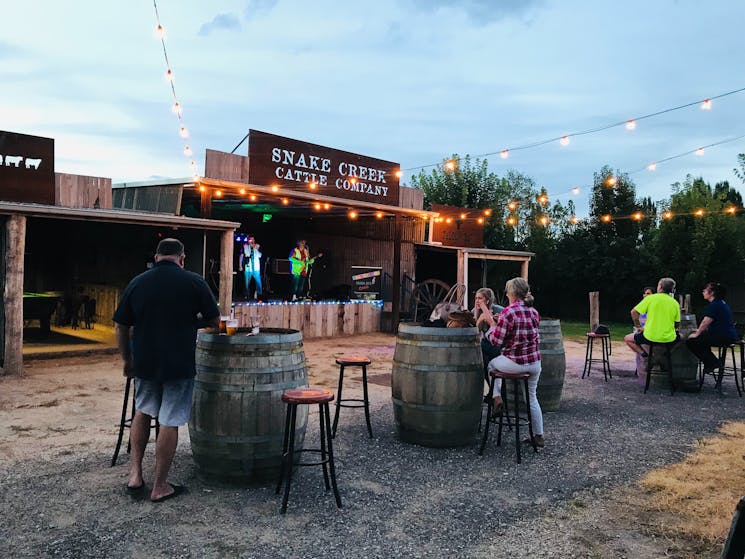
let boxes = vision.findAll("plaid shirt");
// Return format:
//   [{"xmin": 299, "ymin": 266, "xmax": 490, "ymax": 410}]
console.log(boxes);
[{"xmin": 486, "ymin": 301, "xmax": 541, "ymax": 365}]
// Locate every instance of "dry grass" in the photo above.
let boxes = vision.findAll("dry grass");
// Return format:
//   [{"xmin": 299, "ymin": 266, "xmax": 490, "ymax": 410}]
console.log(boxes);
[{"xmin": 640, "ymin": 421, "xmax": 745, "ymax": 542}]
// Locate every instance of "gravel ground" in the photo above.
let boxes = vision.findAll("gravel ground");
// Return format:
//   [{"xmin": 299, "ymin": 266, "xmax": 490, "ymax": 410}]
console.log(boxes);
[{"xmin": 1, "ymin": 345, "xmax": 742, "ymax": 558}]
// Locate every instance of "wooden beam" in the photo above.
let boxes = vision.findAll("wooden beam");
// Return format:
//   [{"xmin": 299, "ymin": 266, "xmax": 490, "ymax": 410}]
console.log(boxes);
[
  {"xmin": 462, "ymin": 252, "xmax": 470, "ymax": 309},
  {"xmin": 219, "ymin": 230, "xmax": 233, "ymax": 312},
  {"xmin": 589, "ymin": 291, "xmax": 600, "ymax": 332},
  {"xmin": 391, "ymin": 214, "xmax": 402, "ymax": 333},
  {"xmin": 521, "ymin": 259, "xmax": 529, "ymax": 280},
  {"xmin": 3, "ymin": 215, "xmax": 25, "ymax": 376}
]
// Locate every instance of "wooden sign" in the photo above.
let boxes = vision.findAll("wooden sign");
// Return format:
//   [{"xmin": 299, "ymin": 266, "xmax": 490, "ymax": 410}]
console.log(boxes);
[
  {"xmin": 351, "ymin": 266, "xmax": 382, "ymax": 300},
  {"xmin": 0, "ymin": 131, "xmax": 55, "ymax": 205},
  {"xmin": 431, "ymin": 204, "xmax": 484, "ymax": 248},
  {"xmin": 247, "ymin": 130, "xmax": 400, "ymax": 206}
]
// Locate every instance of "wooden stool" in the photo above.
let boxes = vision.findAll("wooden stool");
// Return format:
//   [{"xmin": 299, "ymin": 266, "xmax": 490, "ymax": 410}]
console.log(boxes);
[
  {"xmin": 111, "ymin": 376, "xmax": 159, "ymax": 467},
  {"xmin": 276, "ymin": 387, "xmax": 342, "ymax": 514},
  {"xmin": 332, "ymin": 356, "xmax": 373, "ymax": 439},
  {"xmin": 582, "ymin": 332, "xmax": 612, "ymax": 381},
  {"xmin": 644, "ymin": 340, "xmax": 677, "ymax": 395},
  {"xmin": 479, "ymin": 370, "xmax": 537, "ymax": 463},
  {"xmin": 699, "ymin": 344, "xmax": 742, "ymax": 397}
]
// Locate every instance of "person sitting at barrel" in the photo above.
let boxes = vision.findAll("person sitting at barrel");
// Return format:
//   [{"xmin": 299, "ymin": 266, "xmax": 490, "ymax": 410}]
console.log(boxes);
[
  {"xmin": 685, "ymin": 282, "xmax": 738, "ymax": 375},
  {"xmin": 474, "ymin": 287, "xmax": 504, "ymax": 376},
  {"xmin": 478, "ymin": 278, "xmax": 544, "ymax": 448},
  {"xmin": 631, "ymin": 286, "xmax": 654, "ymax": 376},
  {"xmin": 624, "ymin": 277, "xmax": 680, "ymax": 365}
]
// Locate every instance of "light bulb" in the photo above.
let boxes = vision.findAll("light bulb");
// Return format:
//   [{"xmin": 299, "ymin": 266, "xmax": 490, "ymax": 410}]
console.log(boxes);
[
  {"xmin": 376, "ymin": 212, "xmax": 384, "ymax": 219},
  {"xmin": 662, "ymin": 211, "xmax": 673, "ymax": 220},
  {"xmin": 695, "ymin": 147, "xmax": 705, "ymax": 156},
  {"xmin": 572, "ymin": 186, "xmax": 580, "ymax": 195},
  {"xmin": 601, "ymin": 214, "xmax": 612, "ymax": 223},
  {"xmin": 308, "ymin": 182, "xmax": 317, "ymax": 190},
  {"xmin": 477, "ymin": 217, "xmax": 484, "ymax": 224},
  {"xmin": 239, "ymin": 188, "xmax": 246, "ymax": 195},
  {"xmin": 500, "ymin": 149, "xmax": 509, "ymax": 159},
  {"xmin": 701, "ymin": 99, "xmax": 712, "ymax": 110},
  {"xmin": 647, "ymin": 162, "xmax": 657, "ymax": 171},
  {"xmin": 460, "ymin": 213, "xmax": 467, "ymax": 219},
  {"xmin": 166, "ymin": 69, "xmax": 174, "ymax": 82},
  {"xmin": 484, "ymin": 209, "xmax": 492, "ymax": 216},
  {"xmin": 183, "ymin": 145, "xmax": 192, "ymax": 157},
  {"xmin": 625, "ymin": 120, "xmax": 636, "ymax": 131},
  {"xmin": 444, "ymin": 160, "xmax": 456, "ymax": 171},
  {"xmin": 156, "ymin": 24, "xmax": 165, "ymax": 38},
  {"xmin": 172, "ymin": 102, "xmax": 182, "ymax": 116},
  {"xmin": 179, "ymin": 126, "xmax": 189, "ymax": 139},
  {"xmin": 271, "ymin": 185, "xmax": 279, "ymax": 192},
  {"xmin": 559, "ymin": 136, "xmax": 570, "ymax": 146},
  {"xmin": 349, "ymin": 210, "xmax": 358, "ymax": 219}
]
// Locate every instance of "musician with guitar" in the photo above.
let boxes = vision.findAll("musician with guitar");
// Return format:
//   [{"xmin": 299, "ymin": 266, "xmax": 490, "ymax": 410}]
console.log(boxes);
[{"xmin": 288, "ymin": 239, "xmax": 322, "ymax": 301}]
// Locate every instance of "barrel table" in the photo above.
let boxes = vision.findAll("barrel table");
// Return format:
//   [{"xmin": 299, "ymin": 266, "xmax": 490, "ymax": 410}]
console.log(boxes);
[
  {"xmin": 647, "ymin": 314, "xmax": 700, "ymax": 393},
  {"xmin": 536, "ymin": 319, "xmax": 566, "ymax": 411},
  {"xmin": 391, "ymin": 324, "xmax": 483, "ymax": 448},
  {"xmin": 189, "ymin": 328, "xmax": 309, "ymax": 484}
]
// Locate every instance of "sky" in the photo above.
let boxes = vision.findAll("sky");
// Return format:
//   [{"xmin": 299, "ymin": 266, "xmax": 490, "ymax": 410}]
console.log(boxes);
[{"xmin": 1, "ymin": 0, "xmax": 744, "ymax": 216}]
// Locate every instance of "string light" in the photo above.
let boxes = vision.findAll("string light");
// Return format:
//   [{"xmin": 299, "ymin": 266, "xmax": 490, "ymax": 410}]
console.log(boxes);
[
  {"xmin": 726, "ymin": 206, "xmax": 737, "ymax": 215},
  {"xmin": 459, "ymin": 213, "xmax": 467, "ymax": 219},
  {"xmin": 445, "ymin": 217, "xmax": 452, "ymax": 224},
  {"xmin": 350, "ymin": 177, "xmax": 357, "ymax": 185},
  {"xmin": 215, "ymin": 190, "xmax": 222, "ymax": 198},
  {"xmin": 537, "ymin": 194, "xmax": 549, "ymax": 205},
  {"xmin": 271, "ymin": 185, "xmax": 279, "ymax": 192},
  {"xmin": 314, "ymin": 203, "xmax": 322, "ymax": 210},
  {"xmin": 625, "ymin": 120, "xmax": 637, "ymax": 130},
  {"xmin": 601, "ymin": 214, "xmax": 612, "ymax": 223},
  {"xmin": 308, "ymin": 181, "xmax": 317, "ymax": 190},
  {"xmin": 570, "ymin": 216, "xmax": 578, "ymax": 224},
  {"xmin": 647, "ymin": 162, "xmax": 657, "ymax": 171},
  {"xmin": 281, "ymin": 198, "xmax": 289, "ymax": 205},
  {"xmin": 631, "ymin": 211, "xmax": 643, "ymax": 221},
  {"xmin": 572, "ymin": 187, "xmax": 580, "ymax": 195},
  {"xmin": 484, "ymin": 209, "xmax": 492, "ymax": 216},
  {"xmin": 694, "ymin": 208, "xmax": 705, "ymax": 217},
  {"xmin": 239, "ymin": 188, "xmax": 246, "ymax": 195},
  {"xmin": 606, "ymin": 176, "xmax": 617, "ymax": 187},
  {"xmin": 539, "ymin": 215, "xmax": 549, "ymax": 226},
  {"xmin": 500, "ymin": 149, "xmax": 509, "ymax": 159},
  {"xmin": 198, "ymin": 185, "xmax": 206, "ymax": 192},
  {"xmin": 348, "ymin": 210, "xmax": 358, "ymax": 219},
  {"xmin": 323, "ymin": 203, "xmax": 331, "ymax": 210},
  {"xmin": 153, "ymin": 0, "xmax": 199, "ymax": 177},
  {"xmin": 695, "ymin": 147, "xmax": 705, "ymax": 156},
  {"xmin": 404, "ymin": 87, "xmax": 745, "ymax": 173},
  {"xmin": 395, "ymin": 170, "xmax": 403, "ymax": 178},
  {"xmin": 477, "ymin": 217, "xmax": 484, "ymax": 224},
  {"xmin": 444, "ymin": 160, "xmax": 456, "ymax": 171},
  {"xmin": 507, "ymin": 216, "xmax": 516, "ymax": 226},
  {"xmin": 507, "ymin": 201, "xmax": 518, "ymax": 211},
  {"xmin": 662, "ymin": 211, "xmax": 673, "ymax": 220},
  {"xmin": 249, "ymin": 194, "xmax": 257, "ymax": 202},
  {"xmin": 376, "ymin": 211, "xmax": 384, "ymax": 219}
]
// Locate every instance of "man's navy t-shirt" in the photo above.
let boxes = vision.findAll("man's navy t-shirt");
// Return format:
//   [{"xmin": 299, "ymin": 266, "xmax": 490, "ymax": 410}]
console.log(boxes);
[
  {"xmin": 704, "ymin": 298, "xmax": 737, "ymax": 340},
  {"xmin": 113, "ymin": 261, "xmax": 220, "ymax": 382}
]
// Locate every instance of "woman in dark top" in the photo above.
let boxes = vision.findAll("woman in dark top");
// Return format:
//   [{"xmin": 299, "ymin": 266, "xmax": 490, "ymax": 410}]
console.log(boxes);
[{"xmin": 685, "ymin": 282, "xmax": 738, "ymax": 373}]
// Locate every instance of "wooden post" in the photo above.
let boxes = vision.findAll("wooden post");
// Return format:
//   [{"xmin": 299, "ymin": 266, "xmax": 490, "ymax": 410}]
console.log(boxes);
[
  {"xmin": 3, "ymin": 215, "xmax": 26, "ymax": 376},
  {"xmin": 589, "ymin": 291, "xmax": 600, "ymax": 332},
  {"xmin": 219, "ymin": 230, "xmax": 234, "ymax": 312},
  {"xmin": 520, "ymin": 259, "xmax": 529, "ymax": 280},
  {"xmin": 200, "ymin": 188, "xmax": 212, "ymax": 219},
  {"xmin": 684, "ymin": 294, "xmax": 691, "ymax": 314},
  {"xmin": 391, "ymin": 214, "xmax": 402, "ymax": 333}
]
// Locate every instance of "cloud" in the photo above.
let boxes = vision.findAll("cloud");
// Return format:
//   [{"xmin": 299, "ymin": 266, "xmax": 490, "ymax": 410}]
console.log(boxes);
[
  {"xmin": 243, "ymin": 0, "xmax": 279, "ymax": 20},
  {"xmin": 405, "ymin": 0, "xmax": 545, "ymax": 24},
  {"xmin": 198, "ymin": 13, "xmax": 242, "ymax": 36}
]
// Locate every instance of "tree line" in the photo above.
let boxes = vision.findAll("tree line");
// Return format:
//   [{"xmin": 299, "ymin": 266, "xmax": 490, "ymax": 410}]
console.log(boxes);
[{"xmin": 409, "ymin": 154, "xmax": 745, "ymax": 322}]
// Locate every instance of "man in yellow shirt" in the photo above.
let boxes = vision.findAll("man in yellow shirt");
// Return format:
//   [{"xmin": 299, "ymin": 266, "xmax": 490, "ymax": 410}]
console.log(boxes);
[{"xmin": 624, "ymin": 277, "xmax": 681, "ymax": 359}]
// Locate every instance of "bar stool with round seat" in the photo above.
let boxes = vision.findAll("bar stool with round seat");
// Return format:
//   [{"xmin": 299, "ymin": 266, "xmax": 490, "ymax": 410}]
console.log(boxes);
[
  {"xmin": 331, "ymin": 356, "xmax": 373, "ymax": 439},
  {"xmin": 111, "ymin": 376, "xmax": 159, "ymax": 467},
  {"xmin": 276, "ymin": 387, "xmax": 342, "ymax": 514},
  {"xmin": 479, "ymin": 370, "xmax": 538, "ymax": 463},
  {"xmin": 582, "ymin": 332, "xmax": 612, "ymax": 381},
  {"xmin": 698, "ymin": 343, "xmax": 742, "ymax": 396},
  {"xmin": 643, "ymin": 340, "xmax": 677, "ymax": 395}
]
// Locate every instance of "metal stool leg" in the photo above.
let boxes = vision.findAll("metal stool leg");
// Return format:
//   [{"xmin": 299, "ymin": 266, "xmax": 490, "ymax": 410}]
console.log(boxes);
[
  {"xmin": 280, "ymin": 404, "xmax": 298, "ymax": 514},
  {"xmin": 513, "ymin": 379, "xmax": 521, "ymax": 464},
  {"xmin": 276, "ymin": 403, "xmax": 293, "ymax": 495},
  {"xmin": 323, "ymin": 402, "xmax": 342, "ymax": 508},
  {"xmin": 644, "ymin": 345, "xmax": 654, "ymax": 394},
  {"xmin": 731, "ymin": 346, "xmax": 742, "ymax": 397},
  {"xmin": 582, "ymin": 337, "xmax": 592, "ymax": 378},
  {"xmin": 479, "ymin": 376, "xmax": 496, "ymax": 455},
  {"xmin": 665, "ymin": 346, "xmax": 675, "ymax": 395},
  {"xmin": 361, "ymin": 365, "xmax": 373, "ymax": 438},
  {"xmin": 331, "ymin": 365, "xmax": 345, "ymax": 438},
  {"xmin": 111, "ymin": 377, "xmax": 132, "ymax": 467},
  {"xmin": 319, "ymin": 403, "xmax": 331, "ymax": 490}
]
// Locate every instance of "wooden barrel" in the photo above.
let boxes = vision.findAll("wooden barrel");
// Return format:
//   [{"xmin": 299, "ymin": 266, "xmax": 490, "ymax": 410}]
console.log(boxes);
[
  {"xmin": 649, "ymin": 314, "xmax": 699, "ymax": 392},
  {"xmin": 391, "ymin": 324, "xmax": 483, "ymax": 447},
  {"xmin": 189, "ymin": 328, "xmax": 308, "ymax": 484},
  {"xmin": 536, "ymin": 319, "xmax": 566, "ymax": 411}
]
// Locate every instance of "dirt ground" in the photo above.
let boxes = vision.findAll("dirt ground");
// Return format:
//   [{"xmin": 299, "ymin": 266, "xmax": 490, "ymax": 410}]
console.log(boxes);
[{"xmin": 0, "ymin": 333, "xmax": 739, "ymax": 558}]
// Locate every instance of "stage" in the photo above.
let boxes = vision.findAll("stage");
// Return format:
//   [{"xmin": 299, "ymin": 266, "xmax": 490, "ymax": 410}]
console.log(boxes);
[{"xmin": 231, "ymin": 300, "xmax": 382, "ymax": 339}]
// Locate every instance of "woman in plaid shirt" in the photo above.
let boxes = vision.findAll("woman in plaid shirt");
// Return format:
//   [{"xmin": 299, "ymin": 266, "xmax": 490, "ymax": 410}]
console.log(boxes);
[{"xmin": 477, "ymin": 277, "xmax": 544, "ymax": 448}]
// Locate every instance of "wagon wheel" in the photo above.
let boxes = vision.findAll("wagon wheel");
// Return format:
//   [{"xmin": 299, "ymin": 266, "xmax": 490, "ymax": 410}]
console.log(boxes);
[{"xmin": 411, "ymin": 279, "xmax": 451, "ymax": 322}]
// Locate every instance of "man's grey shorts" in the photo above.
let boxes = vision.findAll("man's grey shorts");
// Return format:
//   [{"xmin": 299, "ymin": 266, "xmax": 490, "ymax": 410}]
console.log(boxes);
[{"xmin": 134, "ymin": 378, "xmax": 194, "ymax": 427}]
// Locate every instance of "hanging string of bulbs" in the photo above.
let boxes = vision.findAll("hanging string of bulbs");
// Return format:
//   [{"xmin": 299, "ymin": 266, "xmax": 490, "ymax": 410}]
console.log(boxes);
[{"xmin": 153, "ymin": 0, "xmax": 199, "ymax": 180}]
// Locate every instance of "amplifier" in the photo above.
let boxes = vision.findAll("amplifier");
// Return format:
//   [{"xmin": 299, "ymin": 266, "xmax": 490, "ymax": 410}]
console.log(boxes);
[{"xmin": 271, "ymin": 258, "xmax": 292, "ymax": 275}]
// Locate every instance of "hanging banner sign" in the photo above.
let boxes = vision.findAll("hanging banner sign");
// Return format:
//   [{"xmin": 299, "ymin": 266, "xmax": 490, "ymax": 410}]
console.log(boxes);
[
  {"xmin": 247, "ymin": 130, "xmax": 400, "ymax": 206},
  {"xmin": 351, "ymin": 266, "xmax": 382, "ymax": 300},
  {"xmin": 0, "ymin": 131, "xmax": 55, "ymax": 205}
]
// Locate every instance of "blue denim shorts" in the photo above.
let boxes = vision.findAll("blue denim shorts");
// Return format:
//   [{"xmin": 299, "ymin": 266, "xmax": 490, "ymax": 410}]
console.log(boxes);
[{"xmin": 134, "ymin": 378, "xmax": 194, "ymax": 427}]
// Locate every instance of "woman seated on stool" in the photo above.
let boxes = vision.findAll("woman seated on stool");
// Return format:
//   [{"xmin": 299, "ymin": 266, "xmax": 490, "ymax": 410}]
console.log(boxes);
[
  {"xmin": 686, "ymin": 282, "xmax": 738, "ymax": 374},
  {"xmin": 477, "ymin": 278, "xmax": 544, "ymax": 448}
]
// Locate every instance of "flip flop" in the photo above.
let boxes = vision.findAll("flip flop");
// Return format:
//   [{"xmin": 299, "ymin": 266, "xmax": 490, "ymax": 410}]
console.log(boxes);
[
  {"xmin": 151, "ymin": 484, "xmax": 187, "ymax": 503},
  {"xmin": 126, "ymin": 483, "xmax": 145, "ymax": 494}
]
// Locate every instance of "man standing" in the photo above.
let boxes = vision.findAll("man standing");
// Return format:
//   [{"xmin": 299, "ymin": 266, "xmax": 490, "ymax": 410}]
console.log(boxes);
[
  {"xmin": 239, "ymin": 235, "xmax": 262, "ymax": 301},
  {"xmin": 288, "ymin": 239, "xmax": 319, "ymax": 301},
  {"xmin": 114, "ymin": 238, "xmax": 220, "ymax": 502},
  {"xmin": 624, "ymin": 277, "xmax": 681, "ymax": 360}
]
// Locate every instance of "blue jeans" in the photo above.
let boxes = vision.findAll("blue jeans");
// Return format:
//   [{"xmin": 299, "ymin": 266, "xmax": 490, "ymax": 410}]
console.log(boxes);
[
  {"xmin": 290, "ymin": 274, "xmax": 306, "ymax": 298},
  {"xmin": 244, "ymin": 269, "xmax": 262, "ymax": 299}
]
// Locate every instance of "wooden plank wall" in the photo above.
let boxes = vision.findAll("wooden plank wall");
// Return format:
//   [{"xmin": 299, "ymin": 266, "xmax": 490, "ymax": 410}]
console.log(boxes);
[
  {"xmin": 205, "ymin": 149, "xmax": 249, "ymax": 182},
  {"xmin": 231, "ymin": 302, "xmax": 381, "ymax": 339},
  {"xmin": 399, "ymin": 186, "xmax": 424, "ymax": 210},
  {"xmin": 79, "ymin": 284, "xmax": 121, "ymax": 327},
  {"xmin": 55, "ymin": 173, "xmax": 112, "ymax": 209}
]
